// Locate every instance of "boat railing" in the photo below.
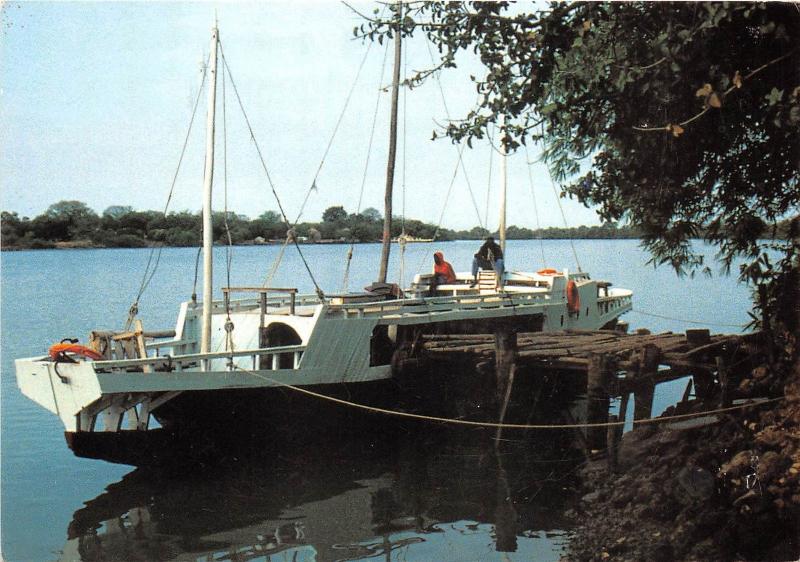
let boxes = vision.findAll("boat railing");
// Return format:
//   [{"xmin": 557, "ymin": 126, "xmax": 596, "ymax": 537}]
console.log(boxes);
[
  {"xmin": 191, "ymin": 290, "xmax": 323, "ymax": 315},
  {"xmin": 597, "ymin": 293, "xmax": 633, "ymax": 317},
  {"xmin": 92, "ymin": 344, "xmax": 306, "ymax": 373},
  {"xmin": 330, "ymin": 290, "xmax": 554, "ymax": 319}
]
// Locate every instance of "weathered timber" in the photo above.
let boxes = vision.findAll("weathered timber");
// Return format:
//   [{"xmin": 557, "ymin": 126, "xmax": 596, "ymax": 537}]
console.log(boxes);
[
  {"xmin": 587, "ymin": 353, "xmax": 613, "ymax": 450},
  {"xmin": 632, "ymin": 344, "xmax": 659, "ymax": 421},
  {"xmin": 421, "ymin": 327, "xmax": 758, "ymax": 449},
  {"xmin": 494, "ymin": 325, "xmax": 518, "ymax": 403},
  {"xmin": 685, "ymin": 328, "xmax": 711, "ymax": 345}
]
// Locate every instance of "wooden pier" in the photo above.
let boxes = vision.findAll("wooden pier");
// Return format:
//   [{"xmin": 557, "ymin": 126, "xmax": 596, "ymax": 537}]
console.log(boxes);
[{"xmin": 419, "ymin": 327, "xmax": 765, "ymax": 451}]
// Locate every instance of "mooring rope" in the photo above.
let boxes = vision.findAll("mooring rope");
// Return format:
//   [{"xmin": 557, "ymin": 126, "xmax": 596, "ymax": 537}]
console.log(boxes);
[
  {"xmin": 631, "ymin": 308, "xmax": 748, "ymax": 329},
  {"xmin": 232, "ymin": 365, "xmax": 783, "ymax": 430}
]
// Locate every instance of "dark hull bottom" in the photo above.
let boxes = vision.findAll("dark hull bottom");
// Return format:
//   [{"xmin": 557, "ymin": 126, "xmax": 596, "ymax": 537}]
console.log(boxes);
[
  {"xmin": 66, "ymin": 379, "xmax": 412, "ymax": 466},
  {"xmin": 66, "ymin": 365, "xmax": 588, "ymax": 466}
]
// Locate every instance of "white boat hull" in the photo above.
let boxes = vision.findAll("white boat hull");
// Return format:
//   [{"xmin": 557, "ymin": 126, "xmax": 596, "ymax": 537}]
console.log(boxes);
[{"xmin": 15, "ymin": 269, "xmax": 632, "ymax": 462}]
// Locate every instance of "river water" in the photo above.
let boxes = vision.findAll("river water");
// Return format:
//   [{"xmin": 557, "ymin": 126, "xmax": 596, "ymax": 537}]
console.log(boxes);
[{"xmin": 1, "ymin": 240, "xmax": 753, "ymax": 561}]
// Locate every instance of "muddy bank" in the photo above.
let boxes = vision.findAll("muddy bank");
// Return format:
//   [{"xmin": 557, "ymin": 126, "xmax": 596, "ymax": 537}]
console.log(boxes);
[{"xmin": 565, "ymin": 360, "xmax": 800, "ymax": 561}]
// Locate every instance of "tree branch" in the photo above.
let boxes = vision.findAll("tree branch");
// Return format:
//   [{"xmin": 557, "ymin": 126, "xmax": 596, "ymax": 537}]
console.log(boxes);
[{"xmin": 632, "ymin": 47, "xmax": 799, "ymax": 134}]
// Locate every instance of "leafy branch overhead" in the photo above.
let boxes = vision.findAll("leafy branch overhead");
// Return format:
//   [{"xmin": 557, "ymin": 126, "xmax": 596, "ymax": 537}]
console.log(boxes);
[{"xmin": 356, "ymin": 1, "xmax": 799, "ymax": 288}]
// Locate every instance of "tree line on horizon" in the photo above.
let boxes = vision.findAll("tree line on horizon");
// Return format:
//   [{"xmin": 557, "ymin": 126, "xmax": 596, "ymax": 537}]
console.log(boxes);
[{"xmin": 0, "ymin": 200, "xmax": 645, "ymax": 250}]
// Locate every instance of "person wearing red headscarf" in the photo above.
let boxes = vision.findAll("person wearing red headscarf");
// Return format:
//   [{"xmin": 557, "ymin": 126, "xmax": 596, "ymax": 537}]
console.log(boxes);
[{"xmin": 432, "ymin": 251, "xmax": 457, "ymax": 292}]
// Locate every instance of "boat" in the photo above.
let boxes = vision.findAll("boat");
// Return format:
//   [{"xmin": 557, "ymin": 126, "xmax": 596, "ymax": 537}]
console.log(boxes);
[
  {"xmin": 14, "ymin": 22, "xmax": 632, "ymax": 464},
  {"xmin": 392, "ymin": 234, "xmax": 434, "ymax": 243}
]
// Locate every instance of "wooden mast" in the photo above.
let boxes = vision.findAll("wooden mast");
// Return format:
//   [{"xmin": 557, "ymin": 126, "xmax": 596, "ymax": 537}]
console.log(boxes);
[
  {"xmin": 378, "ymin": 3, "xmax": 402, "ymax": 283},
  {"xmin": 499, "ymin": 114, "xmax": 507, "ymax": 255},
  {"xmin": 201, "ymin": 24, "xmax": 219, "ymax": 363}
]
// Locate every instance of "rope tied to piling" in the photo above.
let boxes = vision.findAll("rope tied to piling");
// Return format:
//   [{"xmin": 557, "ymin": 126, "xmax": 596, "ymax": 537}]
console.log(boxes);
[{"xmin": 231, "ymin": 364, "xmax": 783, "ymax": 430}]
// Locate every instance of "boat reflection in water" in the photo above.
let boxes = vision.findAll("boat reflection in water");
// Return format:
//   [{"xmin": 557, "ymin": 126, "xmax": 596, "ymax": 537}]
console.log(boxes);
[{"xmin": 61, "ymin": 425, "xmax": 582, "ymax": 561}]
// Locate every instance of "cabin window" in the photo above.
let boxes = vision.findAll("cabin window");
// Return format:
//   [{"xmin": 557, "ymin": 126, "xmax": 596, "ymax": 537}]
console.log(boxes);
[
  {"xmin": 370, "ymin": 326, "xmax": 393, "ymax": 366},
  {"xmin": 260, "ymin": 323, "xmax": 302, "ymax": 370}
]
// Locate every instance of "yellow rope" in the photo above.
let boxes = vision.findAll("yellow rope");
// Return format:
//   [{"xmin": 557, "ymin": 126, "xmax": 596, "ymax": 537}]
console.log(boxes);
[
  {"xmin": 631, "ymin": 308, "xmax": 748, "ymax": 329},
  {"xmin": 232, "ymin": 365, "xmax": 783, "ymax": 430}
]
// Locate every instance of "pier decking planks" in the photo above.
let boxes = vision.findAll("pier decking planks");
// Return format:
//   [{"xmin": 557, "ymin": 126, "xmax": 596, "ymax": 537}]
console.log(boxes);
[
  {"xmin": 417, "ymin": 328, "xmax": 764, "ymax": 454},
  {"xmin": 422, "ymin": 329, "xmax": 761, "ymax": 391}
]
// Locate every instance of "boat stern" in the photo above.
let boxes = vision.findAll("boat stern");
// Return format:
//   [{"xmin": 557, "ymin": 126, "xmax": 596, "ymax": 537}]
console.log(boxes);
[{"xmin": 15, "ymin": 356, "xmax": 102, "ymax": 432}]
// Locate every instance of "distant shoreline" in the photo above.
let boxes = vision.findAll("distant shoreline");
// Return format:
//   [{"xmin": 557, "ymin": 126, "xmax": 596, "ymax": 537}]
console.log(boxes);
[{"xmin": 1, "ymin": 236, "xmax": 644, "ymax": 252}]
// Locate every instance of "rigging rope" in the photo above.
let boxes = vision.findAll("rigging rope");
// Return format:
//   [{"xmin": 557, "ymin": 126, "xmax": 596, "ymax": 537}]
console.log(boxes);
[
  {"xmin": 523, "ymin": 144, "xmax": 547, "ymax": 267},
  {"xmin": 221, "ymin": 56, "xmax": 236, "ymax": 353},
  {"xmin": 342, "ymin": 38, "xmax": 391, "ymax": 292},
  {"xmin": 424, "ymin": 37, "xmax": 484, "ymax": 230},
  {"xmin": 539, "ymin": 124, "xmax": 582, "ymax": 272},
  {"xmin": 263, "ymin": 237, "xmax": 290, "ymax": 287},
  {"xmin": 398, "ymin": 35, "xmax": 409, "ymax": 291},
  {"xmin": 484, "ymin": 123, "xmax": 494, "ymax": 231},
  {"xmin": 218, "ymin": 41, "xmax": 324, "ymax": 299},
  {"xmin": 126, "ymin": 60, "xmax": 209, "ymax": 329},
  {"xmin": 292, "ymin": 25, "xmax": 378, "ymax": 226},
  {"xmin": 411, "ymin": 140, "xmax": 469, "ymax": 277},
  {"xmin": 231, "ymin": 364, "xmax": 782, "ymax": 430},
  {"xmin": 191, "ymin": 245, "xmax": 202, "ymax": 303}
]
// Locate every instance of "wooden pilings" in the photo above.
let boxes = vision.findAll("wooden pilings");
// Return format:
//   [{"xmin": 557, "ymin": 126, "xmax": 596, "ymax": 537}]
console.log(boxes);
[
  {"xmin": 632, "ymin": 344, "xmax": 660, "ymax": 422},
  {"xmin": 417, "ymin": 328, "xmax": 758, "ymax": 456},
  {"xmin": 494, "ymin": 325, "xmax": 518, "ymax": 403},
  {"xmin": 494, "ymin": 324, "xmax": 518, "ymax": 440},
  {"xmin": 587, "ymin": 353, "xmax": 613, "ymax": 450}
]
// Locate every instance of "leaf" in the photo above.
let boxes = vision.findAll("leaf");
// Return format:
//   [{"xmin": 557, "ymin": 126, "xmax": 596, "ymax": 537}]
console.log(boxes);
[
  {"xmin": 695, "ymin": 83, "xmax": 713, "ymax": 97},
  {"xmin": 708, "ymin": 92, "xmax": 722, "ymax": 108},
  {"xmin": 766, "ymin": 88, "xmax": 784, "ymax": 106},
  {"xmin": 540, "ymin": 103, "xmax": 558, "ymax": 115},
  {"xmin": 733, "ymin": 70, "xmax": 742, "ymax": 89},
  {"xmin": 669, "ymin": 124, "xmax": 685, "ymax": 137},
  {"xmin": 583, "ymin": 20, "xmax": 591, "ymax": 31}
]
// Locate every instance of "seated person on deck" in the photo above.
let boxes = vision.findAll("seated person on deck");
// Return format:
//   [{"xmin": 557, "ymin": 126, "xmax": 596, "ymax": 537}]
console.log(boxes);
[
  {"xmin": 430, "ymin": 251, "xmax": 457, "ymax": 294},
  {"xmin": 471, "ymin": 236, "xmax": 504, "ymax": 287}
]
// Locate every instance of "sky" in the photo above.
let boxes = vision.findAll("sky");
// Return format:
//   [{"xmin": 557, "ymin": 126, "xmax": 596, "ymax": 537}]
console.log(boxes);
[{"xmin": 0, "ymin": 1, "xmax": 604, "ymax": 231}]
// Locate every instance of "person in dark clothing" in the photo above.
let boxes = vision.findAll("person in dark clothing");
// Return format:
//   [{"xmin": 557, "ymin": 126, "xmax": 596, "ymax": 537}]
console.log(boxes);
[{"xmin": 471, "ymin": 236, "xmax": 504, "ymax": 286}]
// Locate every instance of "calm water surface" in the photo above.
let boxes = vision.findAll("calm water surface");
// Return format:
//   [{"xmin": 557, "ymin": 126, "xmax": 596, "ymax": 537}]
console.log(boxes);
[{"xmin": 1, "ymin": 240, "xmax": 753, "ymax": 561}]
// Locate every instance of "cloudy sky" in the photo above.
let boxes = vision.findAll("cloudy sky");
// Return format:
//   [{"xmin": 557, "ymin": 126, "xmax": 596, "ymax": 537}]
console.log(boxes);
[{"xmin": 1, "ymin": 1, "xmax": 603, "ymax": 231}]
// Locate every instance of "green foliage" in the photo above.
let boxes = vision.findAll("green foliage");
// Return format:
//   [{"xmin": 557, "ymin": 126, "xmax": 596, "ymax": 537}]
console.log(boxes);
[
  {"xmin": 359, "ymin": 2, "xmax": 799, "ymax": 275},
  {"xmin": 2, "ymin": 201, "xmax": 649, "ymax": 250},
  {"xmin": 31, "ymin": 200, "xmax": 99, "ymax": 240},
  {"xmin": 322, "ymin": 205, "xmax": 348, "ymax": 224},
  {"xmin": 102, "ymin": 205, "xmax": 134, "ymax": 219}
]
